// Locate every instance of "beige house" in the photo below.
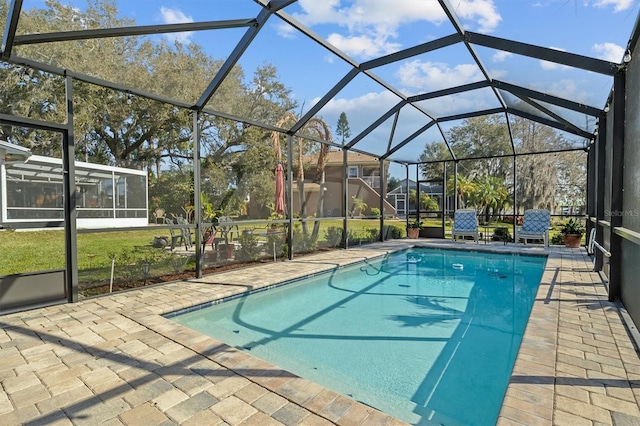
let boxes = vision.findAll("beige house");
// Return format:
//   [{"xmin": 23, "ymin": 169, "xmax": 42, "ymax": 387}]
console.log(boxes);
[{"xmin": 291, "ymin": 150, "xmax": 396, "ymax": 217}]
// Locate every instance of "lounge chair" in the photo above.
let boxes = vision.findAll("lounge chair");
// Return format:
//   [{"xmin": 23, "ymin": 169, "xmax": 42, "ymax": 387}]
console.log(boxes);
[
  {"xmin": 452, "ymin": 209, "xmax": 479, "ymax": 243},
  {"xmin": 516, "ymin": 209, "xmax": 551, "ymax": 247}
]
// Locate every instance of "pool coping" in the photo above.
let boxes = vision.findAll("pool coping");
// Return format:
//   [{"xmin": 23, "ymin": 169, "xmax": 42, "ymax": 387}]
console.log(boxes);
[{"xmin": 1, "ymin": 239, "xmax": 638, "ymax": 425}]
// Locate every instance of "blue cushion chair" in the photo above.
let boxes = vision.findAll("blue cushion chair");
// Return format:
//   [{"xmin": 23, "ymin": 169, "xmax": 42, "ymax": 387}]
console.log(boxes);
[
  {"xmin": 452, "ymin": 209, "xmax": 479, "ymax": 243},
  {"xmin": 516, "ymin": 209, "xmax": 551, "ymax": 247}
]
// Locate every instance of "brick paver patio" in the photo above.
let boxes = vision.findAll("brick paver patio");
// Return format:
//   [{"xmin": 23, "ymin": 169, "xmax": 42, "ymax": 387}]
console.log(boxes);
[{"xmin": 0, "ymin": 240, "xmax": 638, "ymax": 425}]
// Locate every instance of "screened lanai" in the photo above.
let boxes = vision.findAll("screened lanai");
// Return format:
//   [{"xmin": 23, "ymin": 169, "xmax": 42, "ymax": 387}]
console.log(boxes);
[
  {"xmin": 1, "ymin": 141, "xmax": 148, "ymax": 228},
  {"xmin": 0, "ymin": 1, "xmax": 639, "ymax": 327}
]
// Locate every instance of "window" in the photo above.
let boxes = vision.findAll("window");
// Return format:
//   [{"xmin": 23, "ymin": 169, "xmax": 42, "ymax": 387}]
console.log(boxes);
[{"xmin": 348, "ymin": 166, "xmax": 358, "ymax": 178}]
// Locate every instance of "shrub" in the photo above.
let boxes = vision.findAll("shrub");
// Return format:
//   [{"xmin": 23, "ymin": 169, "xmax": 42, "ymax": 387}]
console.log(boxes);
[
  {"xmin": 370, "ymin": 207, "xmax": 381, "ymax": 217},
  {"xmin": 385, "ymin": 224, "xmax": 404, "ymax": 239},
  {"xmin": 324, "ymin": 226, "xmax": 343, "ymax": 247},
  {"xmin": 364, "ymin": 227, "xmax": 380, "ymax": 242},
  {"xmin": 236, "ymin": 231, "xmax": 262, "ymax": 262},
  {"xmin": 550, "ymin": 233, "xmax": 564, "ymax": 245},
  {"xmin": 168, "ymin": 253, "xmax": 189, "ymax": 273},
  {"xmin": 560, "ymin": 218, "xmax": 585, "ymax": 236},
  {"xmin": 407, "ymin": 219, "xmax": 422, "ymax": 229},
  {"xmin": 346, "ymin": 229, "xmax": 362, "ymax": 245},
  {"xmin": 292, "ymin": 226, "xmax": 318, "ymax": 254},
  {"xmin": 491, "ymin": 227, "xmax": 513, "ymax": 242},
  {"xmin": 266, "ymin": 231, "xmax": 287, "ymax": 258}
]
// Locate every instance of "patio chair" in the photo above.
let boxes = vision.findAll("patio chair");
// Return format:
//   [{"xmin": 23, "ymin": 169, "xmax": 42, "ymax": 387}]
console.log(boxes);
[
  {"xmin": 153, "ymin": 208, "xmax": 166, "ymax": 224},
  {"xmin": 175, "ymin": 216, "xmax": 193, "ymax": 250},
  {"xmin": 165, "ymin": 218, "xmax": 189, "ymax": 250},
  {"xmin": 516, "ymin": 209, "xmax": 551, "ymax": 247},
  {"xmin": 451, "ymin": 209, "xmax": 479, "ymax": 243}
]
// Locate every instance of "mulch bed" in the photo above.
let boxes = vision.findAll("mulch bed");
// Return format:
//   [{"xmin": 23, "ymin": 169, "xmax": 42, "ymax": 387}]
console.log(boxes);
[
  {"xmin": 79, "ymin": 258, "xmax": 284, "ymax": 297},
  {"xmin": 79, "ymin": 246, "xmax": 339, "ymax": 298}
]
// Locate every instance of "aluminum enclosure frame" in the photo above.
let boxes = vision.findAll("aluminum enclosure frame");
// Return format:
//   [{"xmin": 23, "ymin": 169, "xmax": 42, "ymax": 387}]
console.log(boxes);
[{"xmin": 1, "ymin": 0, "xmax": 639, "ymax": 309}]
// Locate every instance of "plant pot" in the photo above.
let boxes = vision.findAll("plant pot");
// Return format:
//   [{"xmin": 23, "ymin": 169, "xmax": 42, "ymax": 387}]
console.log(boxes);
[
  {"xmin": 218, "ymin": 243, "xmax": 234, "ymax": 260},
  {"xmin": 204, "ymin": 251, "xmax": 218, "ymax": 263},
  {"xmin": 407, "ymin": 228, "xmax": 420, "ymax": 239},
  {"xmin": 564, "ymin": 234, "xmax": 582, "ymax": 248}
]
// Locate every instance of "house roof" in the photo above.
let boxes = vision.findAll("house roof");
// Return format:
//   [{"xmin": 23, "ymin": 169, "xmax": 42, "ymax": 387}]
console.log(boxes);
[
  {"xmin": 291, "ymin": 182, "xmax": 321, "ymax": 192},
  {"xmin": 387, "ymin": 179, "xmax": 443, "ymax": 195},
  {"xmin": 302, "ymin": 150, "xmax": 380, "ymax": 166}
]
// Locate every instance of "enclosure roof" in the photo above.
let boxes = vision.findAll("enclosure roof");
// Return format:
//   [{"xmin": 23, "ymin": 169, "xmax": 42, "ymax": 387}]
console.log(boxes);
[
  {"xmin": 2, "ymin": 0, "xmax": 639, "ymax": 164},
  {"xmin": 0, "ymin": 139, "xmax": 31, "ymax": 163}
]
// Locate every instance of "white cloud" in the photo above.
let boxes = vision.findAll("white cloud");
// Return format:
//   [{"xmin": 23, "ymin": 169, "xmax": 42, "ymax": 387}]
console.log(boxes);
[
  {"xmin": 539, "ymin": 46, "xmax": 571, "ymax": 71},
  {"xmin": 159, "ymin": 7, "xmax": 193, "ymax": 44},
  {"xmin": 396, "ymin": 60, "xmax": 483, "ymax": 92},
  {"xmin": 452, "ymin": 0, "xmax": 502, "ymax": 33},
  {"xmin": 326, "ymin": 33, "xmax": 401, "ymax": 58},
  {"xmin": 421, "ymin": 92, "xmax": 497, "ymax": 117},
  {"xmin": 493, "ymin": 51, "xmax": 513, "ymax": 62},
  {"xmin": 593, "ymin": 42, "xmax": 625, "ymax": 62},
  {"xmin": 540, "ymin": 60, "xmax": 561, "ymax": 70},
  {"xmin": 292, "ymin": 0, "xmax": 502, "ymax": 59},
  {"xmin": 312, "ymin": 90, "xmax": 399, "ymax": 115},
  {"xmin": 296, "ymin": 0, "xmax": 446, "ymax": 29},
  {"xmin": 593, "ymin": 0, "xmax": 635, "ymax": 12},
  {"xmin": 310, "ymin": 90, "xmax": 404, "ymax": 140},
  {"xmin": 275, "ymin": 22, "xmax": 297, "ymax": 39},
  {"xmin": 546, "ymin": 79, "xmax": 591, "ymax": 104},
  {"xmin": 488, "ymin": 68, "xmax": 508, "ymax": 79},
  {"xmin": 527, "ymin": 78, "xmax": 590, "ymax": 107}
]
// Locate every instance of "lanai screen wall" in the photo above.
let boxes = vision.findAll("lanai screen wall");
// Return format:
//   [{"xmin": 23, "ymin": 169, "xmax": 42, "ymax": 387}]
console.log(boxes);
[
  {"xmin": 1, "ymin": 154, "xmax": 148, "ymax": 229},
  {"xmin": 611, "ymin": 33, "xmax": 640, "ymax": 326}
]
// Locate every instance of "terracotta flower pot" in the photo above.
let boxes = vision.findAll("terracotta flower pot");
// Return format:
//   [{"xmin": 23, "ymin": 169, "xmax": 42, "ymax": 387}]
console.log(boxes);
[
  {"xmin": 217, "ymin": 243, "xmax": 234, "ymax": 259},
  {"xmin": 407, "ymin": 228, "xmax": 420, "ymax": 239},
  {"xmin": 564, "ymin": 234, "xmax": 582, "ymax": 248},
  {"xmin": 204, "ymin": 251, "xmax": 218, "ymax": 263}
]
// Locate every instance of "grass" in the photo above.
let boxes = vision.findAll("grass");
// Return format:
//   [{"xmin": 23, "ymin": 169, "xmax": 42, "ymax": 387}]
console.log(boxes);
[
  {"xmin": 1, "ymin": 217, "xmax": 577, "ymax": 283},
  {"xmin": 0, "ymin": 228, "xmax": 166, "ymax": 274},
  {"xmin": 0, "ymin": 219, "xmax": 408, "ymax": 276}
]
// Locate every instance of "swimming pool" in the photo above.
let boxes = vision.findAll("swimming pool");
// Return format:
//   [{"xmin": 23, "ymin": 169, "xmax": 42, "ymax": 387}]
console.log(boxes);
[{"xmin": 170, "ymin": 248, "xmax": 547, "ymax": 425}]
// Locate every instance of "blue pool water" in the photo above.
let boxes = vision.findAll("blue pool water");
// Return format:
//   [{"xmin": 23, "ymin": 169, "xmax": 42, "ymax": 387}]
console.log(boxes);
[{"xmin": 171, "ymin": 248, "xmax": 546, "ymax": 425}]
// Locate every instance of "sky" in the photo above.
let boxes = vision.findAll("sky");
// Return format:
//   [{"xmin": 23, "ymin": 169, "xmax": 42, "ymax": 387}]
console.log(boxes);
[{"xmin": 17, "ymin": 0, "xmax": 640, "ymax": 174}]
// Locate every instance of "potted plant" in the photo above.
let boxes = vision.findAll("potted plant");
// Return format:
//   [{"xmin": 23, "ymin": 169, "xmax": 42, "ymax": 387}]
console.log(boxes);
[
  {"xmin": 200, "ymin": 193, "xmax": 221, "ymax": 248},
  {"xmin": 407, "ymin": 219, "xmax": 421, "ymax": 239},
  {"xmin": 560, "ymin": 218, "xmax": 585, "ymax": 248}
]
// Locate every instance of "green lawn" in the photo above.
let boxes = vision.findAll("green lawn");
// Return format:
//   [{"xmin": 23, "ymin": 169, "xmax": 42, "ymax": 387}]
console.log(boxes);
[
  {"xmin": 0, "ymin": 218, "xmax": 408, "ymax": 276},
  {"xmin": 1, "ymin": 218, "xmax": 574, "ymax": 289},
  {"xmin": 0, "ymin": 228, "xmax": 164, "ymax": 275}
]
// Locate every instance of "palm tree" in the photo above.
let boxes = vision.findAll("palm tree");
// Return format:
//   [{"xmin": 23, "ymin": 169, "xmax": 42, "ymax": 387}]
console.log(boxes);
[
  {"xmin": 447, "ymin": 174, "xmax": 477, "ymax": 209},
  {"xmin": 271, "ymin": 114, "xmax": 333, "ymax": 241},
  {"xmin": 475, "ymin": 176, "xmax": 508, "ymax": 223},
  {"xmin": 351, "ymin": 196, "xmax": 368, "ymax": 216}
]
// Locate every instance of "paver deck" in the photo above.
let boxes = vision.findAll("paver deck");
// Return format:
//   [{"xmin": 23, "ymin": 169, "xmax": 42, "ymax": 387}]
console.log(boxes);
[{"xmin": 0, "ymin": 240, "xmax": 638, "ymax": 425}]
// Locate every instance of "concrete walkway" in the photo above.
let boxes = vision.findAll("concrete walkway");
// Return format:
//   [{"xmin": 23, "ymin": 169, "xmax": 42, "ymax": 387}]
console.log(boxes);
[{"xmin": 0, "ymin": 240, "xmax": 638, "ymax": 425}]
